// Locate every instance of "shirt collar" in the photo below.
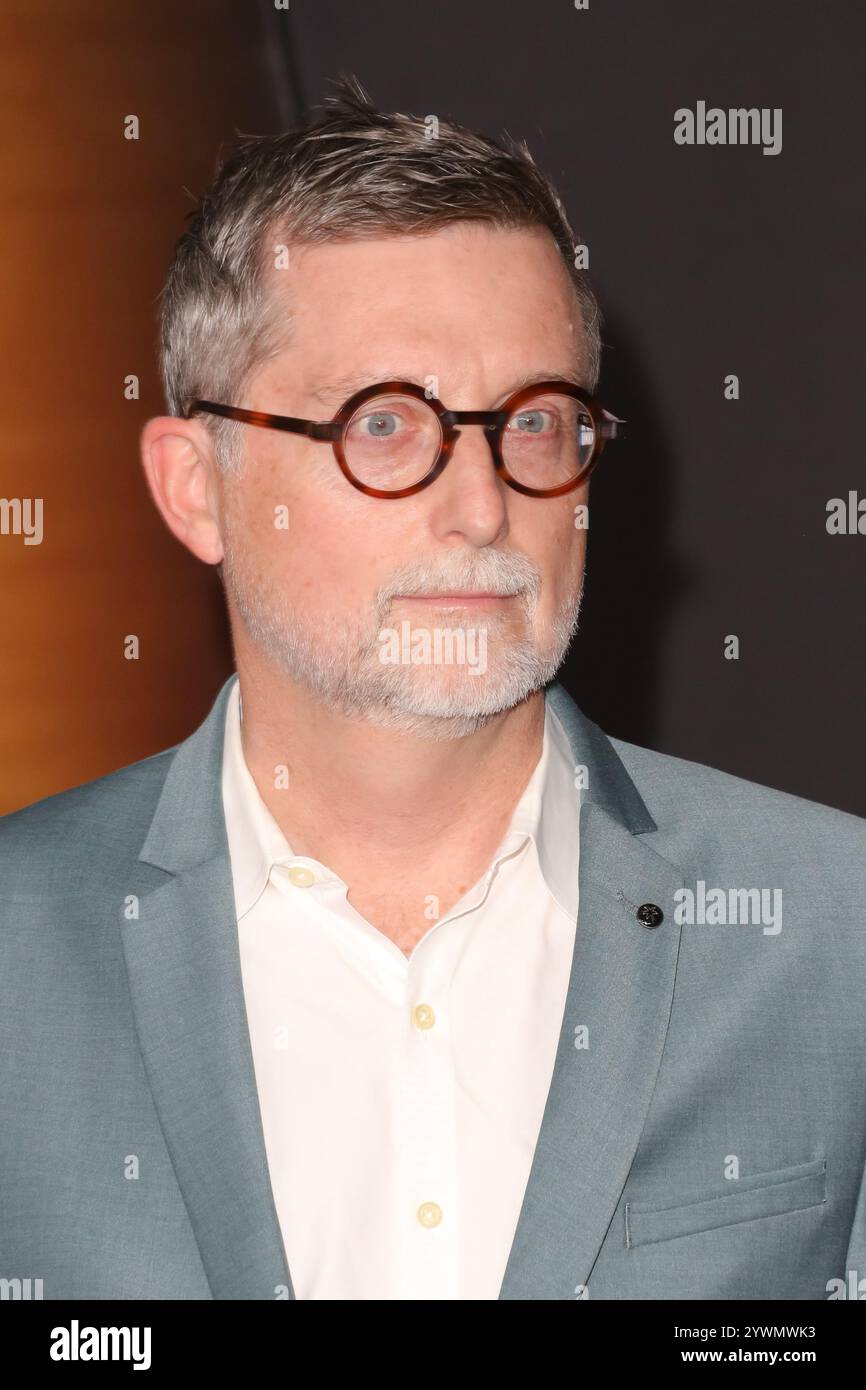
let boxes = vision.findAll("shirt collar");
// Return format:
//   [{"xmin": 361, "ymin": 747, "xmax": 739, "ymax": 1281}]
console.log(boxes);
[
  {"xmin": 221, "ymin": 677, "xmax": 293, "ymax": 919},
  {"xmin": 221, "ymin": 674, "xmax": 581, "ymax": 922},
  {"xmin": 520, "ymin": 695, "xmax": 582, "ymax": 918}
]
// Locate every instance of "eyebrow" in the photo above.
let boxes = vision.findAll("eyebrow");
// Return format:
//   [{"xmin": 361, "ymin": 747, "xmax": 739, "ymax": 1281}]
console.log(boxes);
[{"xmin": 309, "ymin": 367, "xmax": 587, "ymax": 408}]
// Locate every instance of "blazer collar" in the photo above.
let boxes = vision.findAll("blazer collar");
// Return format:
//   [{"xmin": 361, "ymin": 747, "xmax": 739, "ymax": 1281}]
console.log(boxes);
[
  {"xmin": 139, "ymin": 675, "xmax": 658, "ymax": 876},
  {"xmin": 125, "ymin": 675, "xmax": 684, "ymax": 1300}
]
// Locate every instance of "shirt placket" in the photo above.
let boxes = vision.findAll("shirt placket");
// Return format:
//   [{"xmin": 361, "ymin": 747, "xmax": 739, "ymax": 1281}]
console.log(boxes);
[{"xmin": 397, "ymin": 921, "xmax": 461, "ymax": 1300}]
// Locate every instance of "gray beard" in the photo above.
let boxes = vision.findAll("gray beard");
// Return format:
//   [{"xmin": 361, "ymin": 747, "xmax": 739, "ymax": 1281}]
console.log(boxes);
[{"xmin": 221, "ymin": 539, "xmax": 583, "ymax": 742}]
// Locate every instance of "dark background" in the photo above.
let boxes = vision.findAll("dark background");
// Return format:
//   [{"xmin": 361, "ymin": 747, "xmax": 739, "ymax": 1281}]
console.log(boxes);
[{"xmin": 1, "ymin": 0, "xmax": 862, "ymax": 814}]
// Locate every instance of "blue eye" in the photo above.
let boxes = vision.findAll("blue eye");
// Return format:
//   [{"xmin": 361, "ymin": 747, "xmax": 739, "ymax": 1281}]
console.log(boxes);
[
  {"xmin": 513, "ymin": 409, "xmax": 548, "ymax": 434},
  {"xmin": 360, "ymin": 411, "xmax": 399, "ymax": 438}
]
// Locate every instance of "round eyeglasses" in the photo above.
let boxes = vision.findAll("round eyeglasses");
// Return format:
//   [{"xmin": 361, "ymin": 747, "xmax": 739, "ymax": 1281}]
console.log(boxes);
[{"xmin": 186, "ymin": 379, "xmax": 625, "ymax": 499}]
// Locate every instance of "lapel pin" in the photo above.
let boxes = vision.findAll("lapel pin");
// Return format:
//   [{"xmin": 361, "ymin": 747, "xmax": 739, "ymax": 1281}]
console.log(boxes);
[{"xmin": 636, "ymin": 903, "xmax": 664, "ymax": 928}]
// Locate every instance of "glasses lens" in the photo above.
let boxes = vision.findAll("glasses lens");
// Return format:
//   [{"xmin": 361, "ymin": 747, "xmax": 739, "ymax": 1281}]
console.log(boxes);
[
  {"xmin": 343, "ymin": 393, "xmax": 441, "ymax": 491},
  {"xmin": 502, "ymin": 392, "xmax": 595, "ymax": 490}
]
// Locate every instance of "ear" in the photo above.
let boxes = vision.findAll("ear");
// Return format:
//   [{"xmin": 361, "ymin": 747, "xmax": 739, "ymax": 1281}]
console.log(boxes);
[{"xmin": 140, "ymin": 416, "xmax": 224, "ymax": 565}]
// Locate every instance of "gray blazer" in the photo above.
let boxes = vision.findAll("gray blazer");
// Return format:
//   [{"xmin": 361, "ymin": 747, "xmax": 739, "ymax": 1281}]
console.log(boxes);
[{"xmin": 1, "ymin": 674, "xmax": 864, "ymax": 1301}]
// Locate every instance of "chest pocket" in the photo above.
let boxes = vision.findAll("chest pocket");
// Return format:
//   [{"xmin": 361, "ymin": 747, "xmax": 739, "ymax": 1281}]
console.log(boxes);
[{"xmin": 625, "ymin": 1156, "xmax": 827, "ymax": 1248}]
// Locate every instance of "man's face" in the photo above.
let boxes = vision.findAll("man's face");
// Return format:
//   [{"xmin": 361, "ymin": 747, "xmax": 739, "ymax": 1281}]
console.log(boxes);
[{"xmin": 217, "ymin": 221, "xmax": 590, "ymax": 738}]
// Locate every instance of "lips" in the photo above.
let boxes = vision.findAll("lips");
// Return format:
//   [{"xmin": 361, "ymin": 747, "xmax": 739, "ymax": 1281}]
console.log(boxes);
[{"xmin": 395, "ymin": 592, "xmax": 515, "ymax": 600}]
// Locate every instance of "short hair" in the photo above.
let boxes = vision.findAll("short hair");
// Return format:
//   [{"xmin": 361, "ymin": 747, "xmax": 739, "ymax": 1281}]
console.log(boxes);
[{"xmin": 159, "ymin": 72, "xmax": 604, "ymax": 473}]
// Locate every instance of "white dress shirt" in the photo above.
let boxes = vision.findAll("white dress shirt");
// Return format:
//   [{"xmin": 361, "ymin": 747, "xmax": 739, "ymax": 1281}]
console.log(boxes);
[{"xmin": 221, "ymin": 674, "xmax": 581, "ymax": 1300}]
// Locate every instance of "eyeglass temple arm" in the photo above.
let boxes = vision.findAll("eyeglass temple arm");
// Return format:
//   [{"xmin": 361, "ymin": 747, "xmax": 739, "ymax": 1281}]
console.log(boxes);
[
  {"xmin": 187, "ymin": 398, "xmax": 625, "ymax": 444},
  {"xmin": 599, "ymin": 410, "xmax": 626, "ymax": 440},
  {"xmin": 185, "ymin": 400, "xmax": 342, "ymax": 442}
]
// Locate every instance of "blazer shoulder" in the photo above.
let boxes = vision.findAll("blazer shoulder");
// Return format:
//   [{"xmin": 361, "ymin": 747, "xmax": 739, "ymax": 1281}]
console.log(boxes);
[
  {"xmin": 0, "ymin": 743, "xmax": 179, "ymax": 877},
  {"xmin": 607, "ymin": 730, "xmax": 866, "ymax": 855}
]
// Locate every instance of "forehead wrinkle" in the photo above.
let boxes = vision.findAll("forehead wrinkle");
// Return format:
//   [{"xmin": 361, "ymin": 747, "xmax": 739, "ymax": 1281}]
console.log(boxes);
[{"xmin": 308, "ymin": 364, "xmax": 588, "ymax": 408}]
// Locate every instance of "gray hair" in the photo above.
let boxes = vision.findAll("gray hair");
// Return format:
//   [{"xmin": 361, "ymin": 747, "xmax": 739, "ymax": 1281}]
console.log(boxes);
[{"xmin": 159, "ymin": 72, "xmax": 604, "ymax": 474}]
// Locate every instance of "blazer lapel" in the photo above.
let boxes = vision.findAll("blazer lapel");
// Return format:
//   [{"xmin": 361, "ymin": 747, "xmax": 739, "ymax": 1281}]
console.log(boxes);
[
  {"xmin": 498, "ymin": 683, "xmax": 686, "ymax": 1299},
  {"xmin": 120, "ymin": 676, "xmax": 294, "ymax": 1300}
]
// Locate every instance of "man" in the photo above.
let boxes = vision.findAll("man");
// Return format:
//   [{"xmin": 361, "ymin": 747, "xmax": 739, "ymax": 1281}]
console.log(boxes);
[{"xmin": 1, "ymin": 76, "xmax": 864, "ymax": 1303}]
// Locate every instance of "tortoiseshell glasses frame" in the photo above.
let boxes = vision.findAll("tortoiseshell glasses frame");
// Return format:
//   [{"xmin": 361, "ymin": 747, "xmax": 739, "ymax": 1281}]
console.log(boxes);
[{"xmin": 185, "ymin": 378, "xmax": 626, "ymax": 500}]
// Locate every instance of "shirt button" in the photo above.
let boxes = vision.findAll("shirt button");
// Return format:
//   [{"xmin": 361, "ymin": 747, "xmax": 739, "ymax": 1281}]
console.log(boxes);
[
  {"xmin": 417, "ymin": 1202, "xmax": 443, "ymax": 1228},
  {"xmin": 286, "ymin": 865, "xmax": 315, "ymax": 888},
  {"xmin": 411, "ymin": 1003, "xmax": 436, "ymax": 1030}
]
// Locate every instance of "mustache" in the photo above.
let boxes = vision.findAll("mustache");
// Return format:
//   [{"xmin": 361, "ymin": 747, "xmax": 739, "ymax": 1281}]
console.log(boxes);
[{"xmin": 376, "ymin": 549, "xmax": 542, "ymax": 607}]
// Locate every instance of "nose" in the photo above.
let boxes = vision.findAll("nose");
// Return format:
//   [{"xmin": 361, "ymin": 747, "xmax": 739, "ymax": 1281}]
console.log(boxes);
[{"xmin": 426, "ymin": 422, "xmax": 509, "ymax": 547}]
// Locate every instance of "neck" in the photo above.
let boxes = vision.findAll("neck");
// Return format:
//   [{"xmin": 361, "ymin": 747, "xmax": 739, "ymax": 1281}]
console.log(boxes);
[{"xmin": 234, "ymin": 657, "xmax": 547, "ymax": 871}]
